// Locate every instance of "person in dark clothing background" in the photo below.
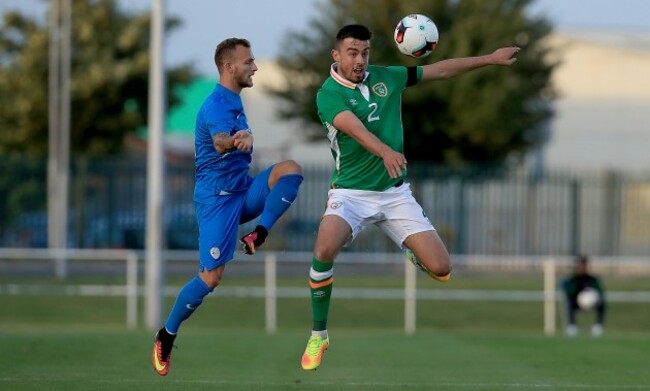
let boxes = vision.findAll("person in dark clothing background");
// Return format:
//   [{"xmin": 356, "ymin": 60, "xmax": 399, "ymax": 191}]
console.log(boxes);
[{"xmin": 562, "ymin": 255, "xmax": 606, "ymax": 337}]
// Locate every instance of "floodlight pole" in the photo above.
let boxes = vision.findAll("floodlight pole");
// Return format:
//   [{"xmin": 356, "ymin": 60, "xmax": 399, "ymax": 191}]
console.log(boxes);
[
  {"xmin": 145, "ymin": 0, "xmax": 166, "ymax": 330},
  {"xmin": 47, "ymin": 0, "xmax": 71, "ymax": 278}
]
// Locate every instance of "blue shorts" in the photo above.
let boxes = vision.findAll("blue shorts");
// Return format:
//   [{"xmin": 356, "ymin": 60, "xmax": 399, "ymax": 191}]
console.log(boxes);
[{"xmin": 195, "ymin": 165, "xmax": 272, "ymax": 271}]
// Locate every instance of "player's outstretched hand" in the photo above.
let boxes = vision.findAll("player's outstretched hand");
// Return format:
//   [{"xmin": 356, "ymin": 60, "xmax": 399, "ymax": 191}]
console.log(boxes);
[
  {"xmin": 490, "ymin": 47, "xmax": 520, "ymax": 66},
  {"xmin": 233, "ymin": 130, "xmax": 253, "ymax": 153}
]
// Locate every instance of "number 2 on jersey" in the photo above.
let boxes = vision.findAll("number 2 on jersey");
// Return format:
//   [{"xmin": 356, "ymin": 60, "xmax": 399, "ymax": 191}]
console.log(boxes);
[{"xmin": 367, "ymin": 102, "xmax": 380, "ymax": 122}]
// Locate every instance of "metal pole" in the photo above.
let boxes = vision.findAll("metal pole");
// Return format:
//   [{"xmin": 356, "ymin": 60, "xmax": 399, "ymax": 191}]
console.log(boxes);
[
  {"xmin": 48, "ymin": 0, "xmax": 71, "ymax": 278},
  {"xmin": 47, "ymin": 0, "xmax": 61, "ymax": 253},
  {"xmin": 59, "ymin": 0, "xmax": 71, "ymax": 243},
  {"xmin": 145, "ymin": 0, "xmax": 166, "ymax": 330},
  {"xmin": 57, "ymin": 0, "xmax": 71, "ymax": 277}
]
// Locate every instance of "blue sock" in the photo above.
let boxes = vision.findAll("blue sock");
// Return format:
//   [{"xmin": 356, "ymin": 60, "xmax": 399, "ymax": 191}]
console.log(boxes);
[
  {"xmin": 259, "ymin": 173, "xmax": 303, "ymax": 230},
  {"xmin": 164, "ymin": 275, "xmax": 213, "ymax": 334}
]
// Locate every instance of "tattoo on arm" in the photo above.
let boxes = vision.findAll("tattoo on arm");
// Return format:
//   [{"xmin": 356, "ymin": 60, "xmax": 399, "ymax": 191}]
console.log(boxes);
[{"xmin": 212, "ymin": 132, "xmax": 236, "ymax": 154}]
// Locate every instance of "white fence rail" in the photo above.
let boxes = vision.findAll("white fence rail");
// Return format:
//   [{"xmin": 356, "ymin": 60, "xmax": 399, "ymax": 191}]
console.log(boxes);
[
  {"xmin": 0, "ymin": 248, "xmax": 138, "ymax": 328},
  {"xmin": 2, "ymin": 249, "xmax": 650, "ymax": 335}
]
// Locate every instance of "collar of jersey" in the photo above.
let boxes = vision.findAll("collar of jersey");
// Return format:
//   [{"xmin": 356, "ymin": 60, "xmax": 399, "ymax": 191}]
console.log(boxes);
[
  {"xmin": 216, "ymin": 83, "xmax": 240, "ymax": 98},
  {"xmin": 330, "ymin": 63, "xmax": 369, "ymax": 89}
]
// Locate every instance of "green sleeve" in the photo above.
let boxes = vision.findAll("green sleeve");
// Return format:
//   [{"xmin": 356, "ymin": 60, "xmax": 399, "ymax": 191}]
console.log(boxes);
[
  {"xmin": 385, "ymin": 65, "xmax": 423, "ymax": 89},
  {"xmin": 591, "ymin": 276, "xmax": 605, "ymax": 294},
  {"xmin": 385, "ymin": 66, "xmax": 408, "ymax": 89},
  {"xmin": 317, "ymin": 89, "xmax": 349, "ymax": 126}
]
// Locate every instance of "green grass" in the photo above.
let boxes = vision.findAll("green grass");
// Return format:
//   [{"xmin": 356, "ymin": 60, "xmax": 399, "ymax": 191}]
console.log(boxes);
[
  {"xmin": 2, "ymin": 273, "xmax": 650, "ymax": 390},
  {"xmin": 2, "ymin": 294, "xmax": 649, "ymax": 333},
  {"xmin": 1, "ymin": 329, "xmax": 649, "ymax": 391}
]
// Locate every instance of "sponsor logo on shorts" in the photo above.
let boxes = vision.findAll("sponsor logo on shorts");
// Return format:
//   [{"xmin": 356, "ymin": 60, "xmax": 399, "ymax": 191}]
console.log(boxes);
[
  {"xmin": 329, "ymin": 201, "xmax": 343, "ymax": 209},
  {"xmin": 210, "ymin": 247, "xmax": 221, "ymax": 259}
]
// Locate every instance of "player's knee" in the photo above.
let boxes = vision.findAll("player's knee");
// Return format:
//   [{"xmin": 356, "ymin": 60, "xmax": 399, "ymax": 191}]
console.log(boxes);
[
  {"xmin": 203, "ymin": 275, "xmax": 220, "ymax": 289},
  {"xmin": 431, "ymin": 261, "xmax": 452, "ymax": 278},
  {"xmin": 313, "ymin": 246, "xmax": 337, "ymax": 263},
  {"xmin": 199, "ymin": 269, "xmax": 223, "ymax": 289},
  {"xmin": 282, "ymin": 159, "xmax": 302, "ymax": 175}
]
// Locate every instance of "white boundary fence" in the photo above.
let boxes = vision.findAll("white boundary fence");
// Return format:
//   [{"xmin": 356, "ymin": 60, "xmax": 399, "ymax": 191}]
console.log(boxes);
[
  {"xmin": 2, "ymin": 249, "xmax": 650, "ymax": 335},
  {"xmin": 0, "ymin": 248, "xmax": 139, "ymax": 328}
]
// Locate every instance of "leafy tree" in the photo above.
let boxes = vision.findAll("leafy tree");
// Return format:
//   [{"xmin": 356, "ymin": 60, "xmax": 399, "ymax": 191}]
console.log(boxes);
[
  {"xmin": 0, "ymin": 0, "xmax": 194, "ymax": 156},
  {"xmin": 270, "ymin": 0, "xmax": 556, "ymax": 165},
  {"xmin": 0, "ymin": 0, "xmax": 195, "ymax": 235}
]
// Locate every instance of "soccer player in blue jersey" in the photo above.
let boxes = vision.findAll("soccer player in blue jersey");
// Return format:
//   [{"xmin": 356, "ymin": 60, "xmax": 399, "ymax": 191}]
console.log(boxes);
[{"xmin": 152, "ymin": 38, "xmax": 303, "ymax": 376}]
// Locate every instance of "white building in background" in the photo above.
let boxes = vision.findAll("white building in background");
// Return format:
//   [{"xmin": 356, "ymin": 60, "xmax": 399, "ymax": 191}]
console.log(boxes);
[
  {"xmin": 544, "ymin": 30, "xmax": 650, "ymax": 171},
  {"xmin": 241, "ymin": 62, "xmax": 331, "ymax": 166},
  {"xmin": 234, "ymin": 30, "xmax": 650, "ymax": 171}
]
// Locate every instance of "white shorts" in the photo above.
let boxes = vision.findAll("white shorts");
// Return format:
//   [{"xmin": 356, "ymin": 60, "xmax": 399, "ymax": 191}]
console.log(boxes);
[{"xmin": 324, "ymin": 182, "xmax": 435, "ymax": 249}]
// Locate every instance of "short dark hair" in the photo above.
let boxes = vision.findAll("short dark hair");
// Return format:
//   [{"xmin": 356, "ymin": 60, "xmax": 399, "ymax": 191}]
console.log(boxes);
[
  {"xmin": 336, "ymin": 24, "xmax": 372, "ymax": 42},
  {"xmin": 214, "ymin": 38, "xmax": 250, "ymax": 73}
]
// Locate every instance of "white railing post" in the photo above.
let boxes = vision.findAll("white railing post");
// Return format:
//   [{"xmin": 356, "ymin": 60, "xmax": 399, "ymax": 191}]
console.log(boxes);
[
  {"xmin": 265, "ymin": 253, "xmax": 277, "ymax": 334},
  {"xmin": 543, "ymin": 258, "xmax": 556, "ymax": 336},
  {"xmin": 404, "ymin": 256, "xmax": 417, "ymax": 334},
  {"xmin": 126, "ymin": 251, "xmax": 138, "ymax": 329},
  {"xmin": 54, "ymin": 248, "xmax": 68, "ymax": 279}
]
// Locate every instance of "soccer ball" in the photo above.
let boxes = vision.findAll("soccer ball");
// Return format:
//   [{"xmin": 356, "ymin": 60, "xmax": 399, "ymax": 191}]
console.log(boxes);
[
  {"xmin": 577, "ymin": 287, "xmax": 600, "ymax": 310},
  {"xmin": 394, "ymin": 14, "xmax": 439, "ymax": 58}
]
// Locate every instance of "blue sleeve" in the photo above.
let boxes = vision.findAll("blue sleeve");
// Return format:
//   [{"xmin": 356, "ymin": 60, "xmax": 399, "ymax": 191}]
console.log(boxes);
[{"xmin": 202, "ymin": 103, "xmax": 235, "ymax": 137}]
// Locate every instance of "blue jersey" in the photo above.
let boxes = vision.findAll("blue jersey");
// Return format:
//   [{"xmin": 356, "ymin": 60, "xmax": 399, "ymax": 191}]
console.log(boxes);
[{"xmin": 194, "ymin": 84, "xmax": 253, "ymax": 204}]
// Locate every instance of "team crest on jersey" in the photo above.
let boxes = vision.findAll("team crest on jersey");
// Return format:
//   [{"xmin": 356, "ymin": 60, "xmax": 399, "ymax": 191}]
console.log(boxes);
[{"xmin": 372, "ymin": 82, "xmax": 388, "ymax": 97}]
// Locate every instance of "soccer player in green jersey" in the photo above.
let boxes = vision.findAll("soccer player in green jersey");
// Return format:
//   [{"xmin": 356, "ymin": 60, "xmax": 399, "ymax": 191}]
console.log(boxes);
[{"xmin": 301, "ymin": 24, "xmax": 520, "ymax": 370}]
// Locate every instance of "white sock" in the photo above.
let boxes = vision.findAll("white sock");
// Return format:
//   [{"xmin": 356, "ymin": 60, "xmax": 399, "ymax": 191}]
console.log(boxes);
[{"xmin": 312, "ymin": 330, "xmax": 328, "ymax": 339}]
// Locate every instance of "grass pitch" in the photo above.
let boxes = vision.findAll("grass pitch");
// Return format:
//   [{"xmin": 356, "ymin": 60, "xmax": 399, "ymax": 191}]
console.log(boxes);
[
  {"xmin": 2, "ymin": 328, "xmax": 650, "ymax": 391},
  {"xmin": 2, "ymin": 272, "xmax": 650, "ymax": 390}
]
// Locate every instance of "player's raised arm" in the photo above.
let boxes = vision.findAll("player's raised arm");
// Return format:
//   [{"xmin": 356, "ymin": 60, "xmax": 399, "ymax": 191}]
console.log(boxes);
[
  {"xmin": 421, "ymin": 46, "xmax": 520, "ymax": 81},
  {"xmin": 332, "ymin": 111, "xmax": 407, "ymax": 179}
]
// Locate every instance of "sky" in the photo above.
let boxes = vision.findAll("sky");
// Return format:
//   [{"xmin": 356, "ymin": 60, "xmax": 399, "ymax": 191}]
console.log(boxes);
[{"xmin": 1, "ymin": 0, "xmax": 649, "ymax": 76}]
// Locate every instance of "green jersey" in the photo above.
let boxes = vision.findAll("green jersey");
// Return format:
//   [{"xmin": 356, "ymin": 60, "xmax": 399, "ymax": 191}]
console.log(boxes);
[{"xmin": 317, "ymin": 64, "xmax": 422, "ymax": 191}]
